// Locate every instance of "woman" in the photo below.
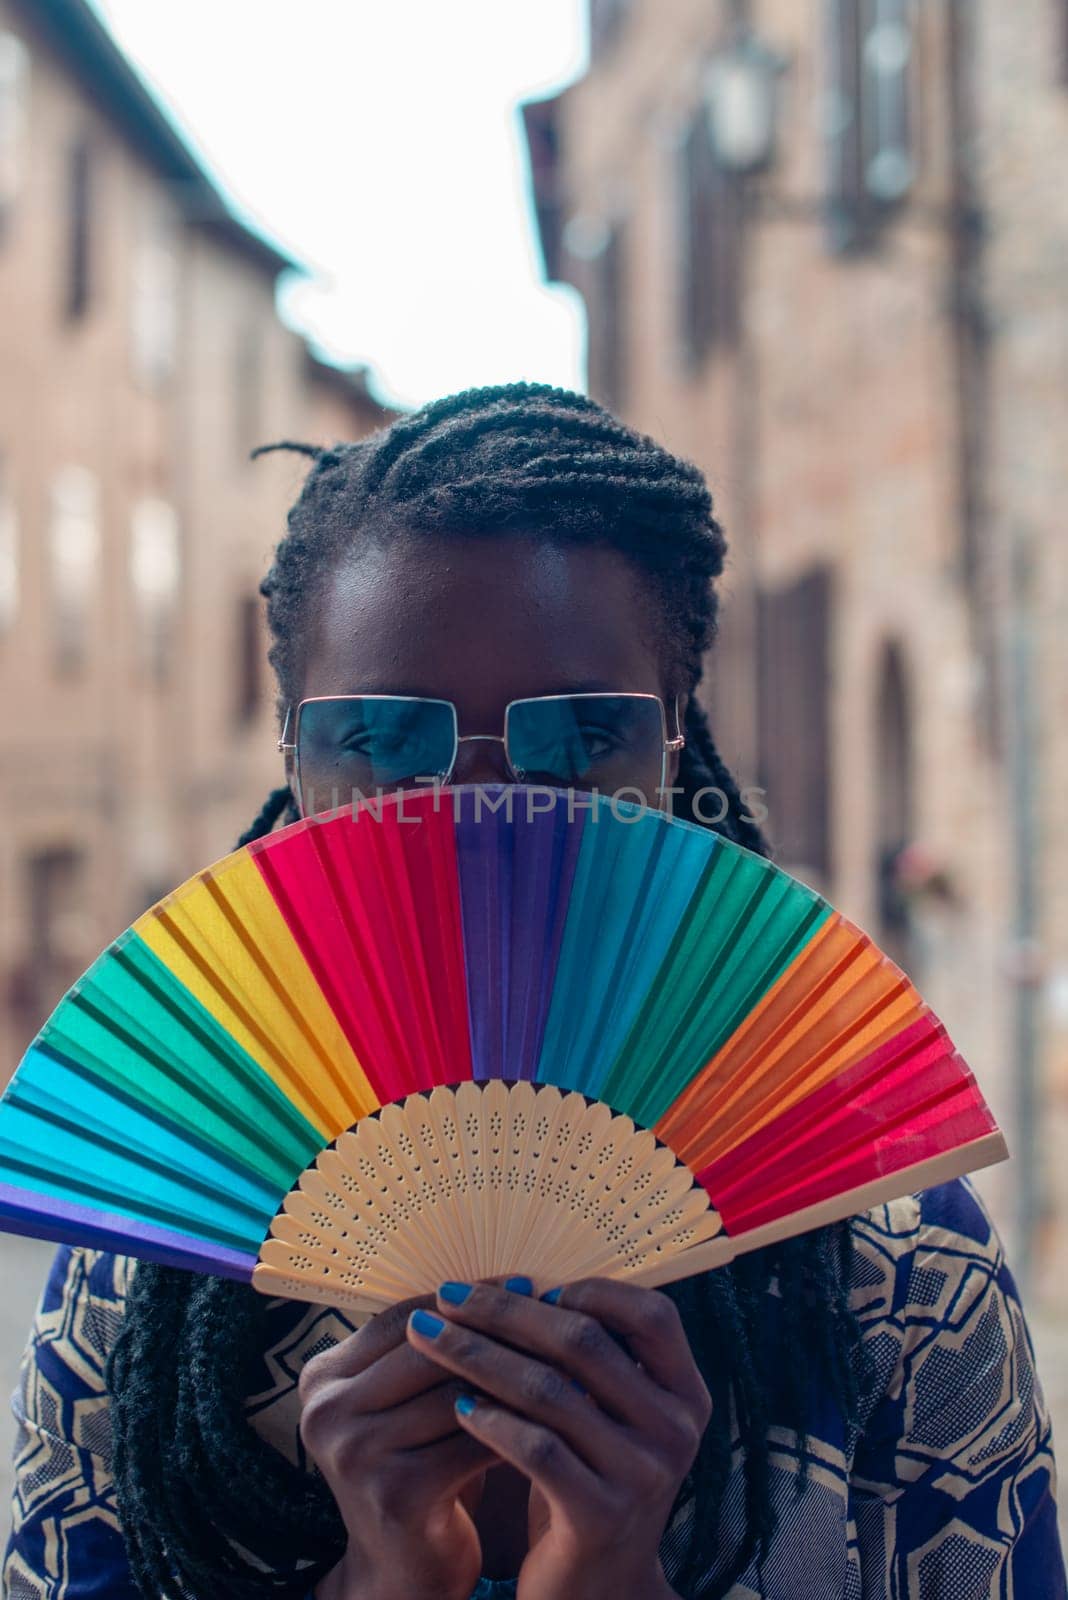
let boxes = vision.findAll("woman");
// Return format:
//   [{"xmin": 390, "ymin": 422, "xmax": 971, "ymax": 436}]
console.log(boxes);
[{"xmin": 4, "ymin": 383, "xmax": 1064, "ymax": 1599}]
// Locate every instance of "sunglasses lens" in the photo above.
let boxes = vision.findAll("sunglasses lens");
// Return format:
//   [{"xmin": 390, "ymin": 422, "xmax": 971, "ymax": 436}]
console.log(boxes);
[
  {"xmin": 296, "ymin": 698, "xmax": 455, "ymax": 813},
  {"xmin": 506, "ymin": 696, "xmax": 665, "ymax": 792}
]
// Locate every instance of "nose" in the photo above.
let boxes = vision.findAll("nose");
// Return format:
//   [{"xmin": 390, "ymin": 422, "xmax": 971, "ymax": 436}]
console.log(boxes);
[{"xmin": 451, "ymin": 736, "xmax": 515, "ymax": 786}]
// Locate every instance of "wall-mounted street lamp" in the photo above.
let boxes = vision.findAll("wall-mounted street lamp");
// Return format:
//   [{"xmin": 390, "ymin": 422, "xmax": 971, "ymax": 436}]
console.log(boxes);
[{"xmin": 703, "ymin": 31, "xmax": 786, "ymax": 176}]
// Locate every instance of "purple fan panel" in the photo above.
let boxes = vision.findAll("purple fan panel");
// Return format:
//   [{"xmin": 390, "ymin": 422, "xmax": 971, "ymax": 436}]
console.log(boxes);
[
  {"xmin": 0, "ymin": 1183, "xmax": 257, "ymax": 1281},
  {"xmin": 454, "ymin": 788, "xmax": 585, "ymax": 1081}
]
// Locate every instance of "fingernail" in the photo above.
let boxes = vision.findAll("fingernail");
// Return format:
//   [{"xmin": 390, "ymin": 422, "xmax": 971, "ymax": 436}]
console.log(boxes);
[
  {"xmin": 505, "ymin": 1275, "xmax": 533, "ymax": 1296},
  {"xmin": 411, "ymin": 1309, "xmax": 445, "ymax": 1338},
  {"xmin": 540, "ymin": 1286, "xmax": 562, "ymax": 1304},
  {"xmin": 439, "ymin": 1281, "xmax": 472, "ymax": 1305},
  {"xmin": 455, "ymin": 1393, "xmax": 478, "ymax": 1417},
  {"xmin": 571, "ymin": 1378, "xmax": 588, "ymax": 1395}
]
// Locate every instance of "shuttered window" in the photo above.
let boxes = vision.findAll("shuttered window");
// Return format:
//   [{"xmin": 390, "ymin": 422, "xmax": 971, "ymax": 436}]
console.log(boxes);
[
  {"xmin": 65, "ymin": 136, "xmax": 93, "ymax": 320},
  {"xmin": 824, "ymin": 0, "xmax": 913, "ymax": 252},
  {"xmin": 678, "ymin": 107, "xmax": 742, "ymax": 372}
]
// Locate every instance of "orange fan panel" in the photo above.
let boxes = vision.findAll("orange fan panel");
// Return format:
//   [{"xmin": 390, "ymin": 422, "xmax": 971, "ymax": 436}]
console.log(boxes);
[{"xmin": 656, "ymin": 916, "xmax": 924, "ymax": 1170}]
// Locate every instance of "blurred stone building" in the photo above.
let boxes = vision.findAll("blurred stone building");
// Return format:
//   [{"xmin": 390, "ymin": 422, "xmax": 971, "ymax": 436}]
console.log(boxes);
[
  {"xmin": 524, "ymin": 0, "xmax": 1068, "ymax": 1301},
  {"xmin": 0, "ymin": 0, "xmax": 400, "ymax": 1075}
]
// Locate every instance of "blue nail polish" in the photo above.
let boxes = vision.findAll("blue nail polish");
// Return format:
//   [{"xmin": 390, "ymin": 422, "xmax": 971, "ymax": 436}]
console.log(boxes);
[
  {"xmin": 411, "ymin": 1309, "xmax": 444, "ymax": 1338},
  {"xmin": 505, "ymin": 1275, "xmax": 533, "ymax": 1296},
  {"xmin": 455, "ymin": 1393, "xmax": 477, "ymax": 1417},
  {"xmin": 541, "ymin": 1286, "xmax": 562, "ymax": 1304},
  {"xmin": 571, "ymin": 1378, "xmax": 588, "ymax": 1396},
  {"xmin": 439, "ymin": 1281, "xmax": 472, "ymax": 1304}
]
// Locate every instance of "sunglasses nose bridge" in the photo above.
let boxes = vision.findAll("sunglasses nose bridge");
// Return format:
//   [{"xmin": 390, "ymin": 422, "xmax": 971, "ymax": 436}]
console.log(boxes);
[{"xmin": 451, "ymin": 734, "xmax": 516, "ymax": 786}]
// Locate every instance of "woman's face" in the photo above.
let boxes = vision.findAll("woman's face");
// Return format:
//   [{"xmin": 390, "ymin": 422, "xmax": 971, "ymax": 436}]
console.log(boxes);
[{"xmin": 293, "ymin": 534, "xmax": 685, "ymax": 810}]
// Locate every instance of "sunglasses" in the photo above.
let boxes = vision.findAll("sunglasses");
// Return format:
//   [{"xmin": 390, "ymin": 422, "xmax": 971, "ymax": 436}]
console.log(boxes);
[{"xmin": 279, "ymin": 693, "xmax": 685, "ymax": 817}]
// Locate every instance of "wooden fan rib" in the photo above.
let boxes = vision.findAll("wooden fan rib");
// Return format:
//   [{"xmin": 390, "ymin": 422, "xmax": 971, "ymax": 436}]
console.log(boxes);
[
  {"xmin": 260, "ymin": 1232, "xmax": 418, "ymax": 1302},
  {"xmin": 251, "ymin": 1262, "xmax": 394, "ymax": 1318},
  {"xmin": 377, "ymin": 1101, "xmax": 471, "ymax": 1279}
]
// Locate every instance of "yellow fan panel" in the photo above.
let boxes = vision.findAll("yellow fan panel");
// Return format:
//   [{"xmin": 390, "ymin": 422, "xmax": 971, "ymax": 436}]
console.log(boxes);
[{"xmin": 134, "ymin": 850, "xmax": 378, "ymax": 1137}]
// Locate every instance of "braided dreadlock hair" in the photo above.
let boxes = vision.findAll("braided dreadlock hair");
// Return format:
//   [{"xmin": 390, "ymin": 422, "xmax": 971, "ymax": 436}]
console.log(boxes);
[{"xmin": 106, "ymin": 383, "xmax": 868, "ymax": 1600}]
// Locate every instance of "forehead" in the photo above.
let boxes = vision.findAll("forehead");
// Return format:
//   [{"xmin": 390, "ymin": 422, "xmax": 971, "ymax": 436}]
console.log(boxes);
[{"xmin": 299, "ymin": 534, "xmax": 668, "ymax": 714}]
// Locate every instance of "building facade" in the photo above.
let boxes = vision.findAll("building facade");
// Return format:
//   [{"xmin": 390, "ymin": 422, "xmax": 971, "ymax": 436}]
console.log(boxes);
[
  {"xmin": 0, "ymin": 0, "xmax": 400, "ymax": 1076},
  {"xmin": 523, "ymin": 0, "xmax": 1068, "ymax": 1308}
]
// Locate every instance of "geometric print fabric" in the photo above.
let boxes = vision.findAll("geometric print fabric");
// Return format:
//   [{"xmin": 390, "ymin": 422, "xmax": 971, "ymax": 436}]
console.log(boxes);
[{"xmin": 3, "ymin": 1179, "xmax": 1065, "ymax": 1598}]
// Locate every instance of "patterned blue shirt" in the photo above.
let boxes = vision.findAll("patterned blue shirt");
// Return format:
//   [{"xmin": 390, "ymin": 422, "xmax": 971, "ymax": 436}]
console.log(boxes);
[{"xmin": 4, "ymin": 1179, "xmax": 1066, "ymax": 1598}]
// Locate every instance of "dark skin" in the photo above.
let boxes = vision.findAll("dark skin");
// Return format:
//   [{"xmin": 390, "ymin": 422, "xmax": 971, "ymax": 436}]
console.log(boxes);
[{"xmin": 294, "ymin": 536, "xmax": 711, "ymax": 1600}]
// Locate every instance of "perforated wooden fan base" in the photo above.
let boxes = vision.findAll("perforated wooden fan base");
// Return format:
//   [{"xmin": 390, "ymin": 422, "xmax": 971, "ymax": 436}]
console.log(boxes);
[{"xmin": 251, "ymin": 1081, "xmax": 723, "ymax": 1317}]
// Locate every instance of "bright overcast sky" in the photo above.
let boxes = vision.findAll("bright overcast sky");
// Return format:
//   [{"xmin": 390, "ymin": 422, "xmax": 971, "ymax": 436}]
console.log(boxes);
[{"xmin": 89, "ymin": 0, "xmax": 588, "ymax": 412}]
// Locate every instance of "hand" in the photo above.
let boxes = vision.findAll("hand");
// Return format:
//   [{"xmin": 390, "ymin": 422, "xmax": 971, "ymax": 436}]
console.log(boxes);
[
  {"xmin": 299, "ymin": 1291, "xmax": 500, "ymax": 1600},
  {"xmin": 406, "ymin": 1276, "xmax": 710, "ymax": 1600}
]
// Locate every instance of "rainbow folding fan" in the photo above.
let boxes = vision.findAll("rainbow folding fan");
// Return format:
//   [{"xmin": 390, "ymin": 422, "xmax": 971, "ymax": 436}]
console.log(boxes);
[{"xmin": 0, "ymin": 786, "xmax": 1006, "ymax": 1318}]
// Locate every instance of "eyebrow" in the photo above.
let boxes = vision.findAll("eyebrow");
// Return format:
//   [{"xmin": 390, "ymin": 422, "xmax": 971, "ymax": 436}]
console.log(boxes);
[{"xmin": 330, "ymin": 680, "xmax": 629, "ymax": 700}]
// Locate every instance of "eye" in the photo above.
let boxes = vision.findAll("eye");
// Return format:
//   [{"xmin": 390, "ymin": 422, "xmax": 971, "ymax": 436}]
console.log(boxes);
[
  {"xmin": 576, "ymin": 721, "xmax": 626, "ymax": 759},
  {"xmin": 338, "ymin": 727, "xmax": 406, "ymax": 757}
]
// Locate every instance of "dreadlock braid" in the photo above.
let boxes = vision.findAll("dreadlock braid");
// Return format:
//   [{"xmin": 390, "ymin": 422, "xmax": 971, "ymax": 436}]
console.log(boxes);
[{"xmin": 107, "ymin": 382, "xmax": 869, "ymax": 1600}]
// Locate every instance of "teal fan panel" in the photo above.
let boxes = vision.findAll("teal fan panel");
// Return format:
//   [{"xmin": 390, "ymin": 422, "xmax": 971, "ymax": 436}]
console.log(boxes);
[
  {"xmin": 0, "ymin": 1048, "xmax": 281, "ymax": 1252},
  {"xmin": 535, "ymin": 807, "xmax": 718, "ymax": 1099}
]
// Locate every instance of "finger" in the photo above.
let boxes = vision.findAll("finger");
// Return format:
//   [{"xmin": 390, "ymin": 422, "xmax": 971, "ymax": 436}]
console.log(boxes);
[
  {"xmin": 452, "ymin": 1396, "xmax": 602, "ymax": 1512},
  {"xmin": 407, "ymin": 1308, "xmax": 626, "ymax": 1477},
  {"xmin": 548, "ymin": 1278, "xmax": 712, "ymax": 1418},
  {"xmin": 302, "ymin": 1367, "xmax": 490, "ymax": 1459},
  {"xmin": 401, "ymin": 1429, "xmax": 500, "ymax": 1505},
  {"xmin": 341, "ymin": 1338, "xmax": 474, "ymax": 1413},
  {"xmin": 300, "ymin": 1291, "xmax": 440, "ymax": 1397},
  {"xmin": 305, "ymin": 1393, "xmax": 499, "ymax": 1497},
  {"xmin": 425, "ymin": 1280, "xmax": 692, "ymax": 1444}
]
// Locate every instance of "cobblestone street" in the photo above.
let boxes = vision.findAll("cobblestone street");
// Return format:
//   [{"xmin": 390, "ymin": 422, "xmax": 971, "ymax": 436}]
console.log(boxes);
[{"xmin": 2, "ymin": 1233, "xmax": 1066, "ymax": 1559}]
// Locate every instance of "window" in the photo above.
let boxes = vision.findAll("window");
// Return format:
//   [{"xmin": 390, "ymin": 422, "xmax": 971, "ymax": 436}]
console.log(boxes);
[
  {"xmin": 824, "ymin": 0, "xmax": 913, "ymax": 252},
  {"xmin": 235, "ymin": 593, "xmax": 263, "ymax": 727},
  {"xmin": 65, "ymin": 136, "xmax": 93, "ymax": 320},
  {"xmin": 131, "ymin": 204, "xmax": 178, "ymax": 385},
  {"xmin": 10, "ymin": 846, "xmax": 86, "ymax": 1039},
  {"xmin": 130, "ymin": 498, "xmax": 180, "ymax": 683},
  {"xmin": 49, "ymin": 466, "xmax": 99, "ymax": 674},
  {"xmin": 756, "ymin": 567, "xmax": 834, "ymax": 881},
  {"xmin": 0, "ymin": 31, "xmax": 29, "ymax": 233},
  {"xmin": 0, "ymin": 454, "xmax": 17, "ymax": 634},
  {"xmin": 873, "ymin": 640, "xmax": 916, "ymax": 973},
  {"xmin": 586, "ymin": 219, "xmax": 627, "ymax": 413},
  {"xmin": 677, "ymin": 107, "xmax": 742, "ymax": 371}
]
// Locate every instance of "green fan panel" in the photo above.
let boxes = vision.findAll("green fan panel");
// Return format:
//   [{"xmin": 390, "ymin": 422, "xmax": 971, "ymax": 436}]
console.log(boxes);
[{"xmin": 39, "ymin": 930, "xmax": 324, "ymax": 1190}]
